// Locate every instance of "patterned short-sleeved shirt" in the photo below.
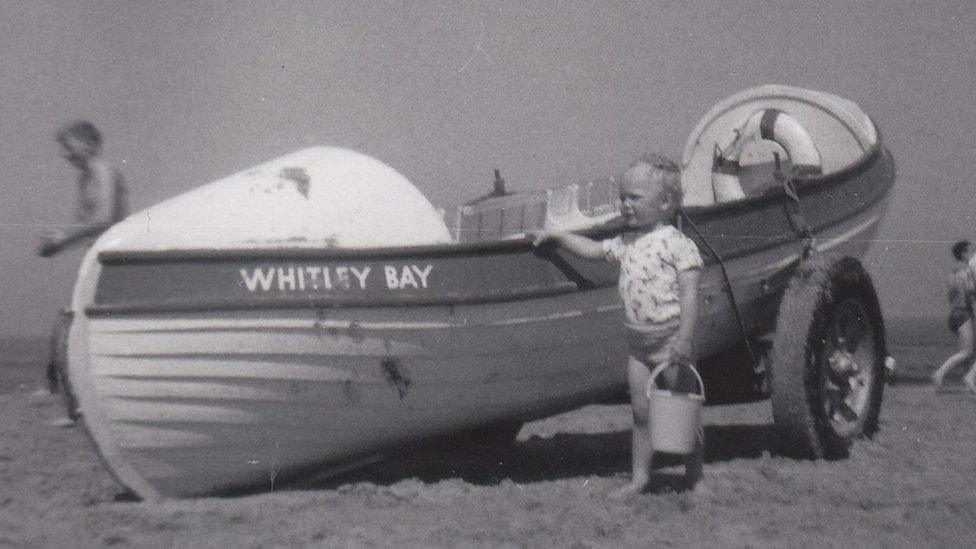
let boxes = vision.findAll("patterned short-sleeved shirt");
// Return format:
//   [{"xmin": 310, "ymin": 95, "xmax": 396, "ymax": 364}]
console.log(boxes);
[{"xmin": 601, "ymin": 224, "xmax": 704, "ymax": 325}]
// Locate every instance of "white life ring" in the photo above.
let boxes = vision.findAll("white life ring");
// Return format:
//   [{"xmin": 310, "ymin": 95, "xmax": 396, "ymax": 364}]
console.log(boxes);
[{"xmin": 711, "ymin": 109, "xmax": 823, "ymax": 202}]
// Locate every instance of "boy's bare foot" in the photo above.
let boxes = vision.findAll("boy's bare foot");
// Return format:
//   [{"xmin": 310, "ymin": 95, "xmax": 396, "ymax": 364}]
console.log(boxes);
[
  {"xmin": 609, "ymin": 479, "xmax": 648, "ymax": 499},
  {"xmin": 964, "ymin": 378, "xmax": 976, "ymax": 394}
]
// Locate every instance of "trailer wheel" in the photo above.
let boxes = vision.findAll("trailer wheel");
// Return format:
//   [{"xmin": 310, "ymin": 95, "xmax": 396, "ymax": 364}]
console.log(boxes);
[{"xmin": 770, "ymin": 255, "xmax": 886, "ymax": 459}]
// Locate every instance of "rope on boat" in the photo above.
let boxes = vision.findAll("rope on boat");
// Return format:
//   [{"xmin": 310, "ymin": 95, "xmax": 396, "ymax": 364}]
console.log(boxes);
[
  {"xmin": 681, "ymin": 155, "xmax": 822, "ymax": 383},
  {"xmin": 775, "ymin": 152, "xmax": 817, "ymax": 259},
  {"xmin": 678, "ymin": 209, "xmax": 760, "ymax": 376}
]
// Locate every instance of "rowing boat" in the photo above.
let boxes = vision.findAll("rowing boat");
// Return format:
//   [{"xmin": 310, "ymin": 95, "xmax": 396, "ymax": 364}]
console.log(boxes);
[{"xmin": 66, "ymin": 85, "xmax": 894, "ymax": 499}]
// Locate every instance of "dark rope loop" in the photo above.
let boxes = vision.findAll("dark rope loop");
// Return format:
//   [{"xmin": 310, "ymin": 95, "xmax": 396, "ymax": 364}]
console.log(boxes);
[
  {"xmin": 678, "ymin": 209, "xmax": 760, "ymax": 376},
  {"xmin": 773, "ymin": 152, "xmax": 816, "ymax": 259}
]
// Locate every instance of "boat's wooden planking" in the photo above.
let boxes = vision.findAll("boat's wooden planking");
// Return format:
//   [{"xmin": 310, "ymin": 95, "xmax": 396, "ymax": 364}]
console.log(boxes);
[{"xmin": 81, "ymin": 292, "xmax": 627, "ymax": 497}]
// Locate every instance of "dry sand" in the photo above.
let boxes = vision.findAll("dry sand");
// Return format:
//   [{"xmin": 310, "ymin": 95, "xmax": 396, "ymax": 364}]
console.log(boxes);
[{"xmin": 2, "ymin": 340, "xmax": 976, "ymax": 548}]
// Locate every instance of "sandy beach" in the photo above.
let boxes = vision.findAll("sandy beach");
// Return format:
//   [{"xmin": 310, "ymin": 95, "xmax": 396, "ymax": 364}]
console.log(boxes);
[
  {"xmin": 4, "ymin": 2, "xmax": 976, "ymax": 546},
  {"xmin": 2, "ymin": 325, "xmax": 975, "ymax": 548}
]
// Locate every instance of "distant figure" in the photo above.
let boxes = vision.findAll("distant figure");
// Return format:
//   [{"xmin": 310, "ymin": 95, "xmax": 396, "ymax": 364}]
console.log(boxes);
[
  {"xmin": 531, "ymin": 153, "xmax": 705, "ymax": 497},
  {"xmin": 932, "ymin": 240, "xmax": 976, "ymax": 393},
  {"xmin": 36, "ymin": 121, "xmax": 129, "ymax": 424}
]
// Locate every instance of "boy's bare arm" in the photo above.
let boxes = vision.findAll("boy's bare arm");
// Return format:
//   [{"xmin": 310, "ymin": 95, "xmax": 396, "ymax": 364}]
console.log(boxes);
[
  {"xmin": 530, "ymin": 231, "xmax": 604, "ymax": 260},
  {"xmin": 672, "ymin": 268, "xmax": 701, "ymax": 366},
  {"xmin": 37, "ymin": 223, "xmax": 111, "ymax": 257}
]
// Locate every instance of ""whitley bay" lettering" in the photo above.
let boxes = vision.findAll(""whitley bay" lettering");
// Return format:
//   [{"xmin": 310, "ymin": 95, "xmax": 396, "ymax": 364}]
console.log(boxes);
[{"xmin": 239, "ymin": 264, "xmax": 433, "ymax": 292}]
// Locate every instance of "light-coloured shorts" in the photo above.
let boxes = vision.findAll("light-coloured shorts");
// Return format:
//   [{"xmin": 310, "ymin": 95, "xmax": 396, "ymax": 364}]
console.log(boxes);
[{"xmin": 626, "ymin": 320, "xmax": 680, "ymax": 367}]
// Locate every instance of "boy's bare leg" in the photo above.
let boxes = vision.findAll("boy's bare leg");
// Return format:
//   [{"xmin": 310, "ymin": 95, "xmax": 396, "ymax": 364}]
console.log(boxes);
[
  {"xmin": 933, "ymin": 320, "xmax": 972, "ymax": 390},
  {"xmin": 684, "ymin": 426, "xmax": 706, "ymax": 492},
  {"xmin": 44, "ymin": 310, "xmax": 72, "ymax": 394},
  {"xmin": 966, "ymin": 321, "xmax": 976, "ymax": 393},
  {"xmin": 44, "ymin": 310, "xmax": 80, "ymax": 425},
  {"xmin": 964, "ymin": 361, "xmax": 976, "ymax": 393},
  {"xmin": 46, "ymin": 319, "xmax": 61, "ymax": 394},
  {"xmin": 610, "ymin": 357, "xmax": 654, "ymax": 499}
]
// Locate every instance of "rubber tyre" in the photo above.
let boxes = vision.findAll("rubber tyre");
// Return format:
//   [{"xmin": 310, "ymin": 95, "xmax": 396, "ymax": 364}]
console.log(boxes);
[{"xmin": 770, "ymin": 255, "xmax": 886, "ymax": 459}]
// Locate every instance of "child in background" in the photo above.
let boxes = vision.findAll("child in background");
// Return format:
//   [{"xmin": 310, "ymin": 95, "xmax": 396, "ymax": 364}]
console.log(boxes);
[
  {"xmin": 35, "ymin": 121, "xmax": 129, "ymax": 425},
  {"xmin": 932, "ymin": 240, "xmax": 976, "ymax": 393},
  {"xmin": 532, "ymin": 153, "xmax": 704, "ymax": 496}
]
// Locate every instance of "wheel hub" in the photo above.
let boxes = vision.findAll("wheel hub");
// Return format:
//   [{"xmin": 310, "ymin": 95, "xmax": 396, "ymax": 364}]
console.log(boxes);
[{"xmin": 822, "ymin": 299, "xmax": 877, "ymax": 434}]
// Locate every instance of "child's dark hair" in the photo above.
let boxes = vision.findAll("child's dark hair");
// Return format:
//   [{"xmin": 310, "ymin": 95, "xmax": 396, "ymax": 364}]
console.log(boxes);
[
  {"xmin": 56, "ymin": 120, "xmax": 102, "ymax": 150},
  {"xmin": 952, "ymin": 240, "xmax": 971, "ymax": 261}
]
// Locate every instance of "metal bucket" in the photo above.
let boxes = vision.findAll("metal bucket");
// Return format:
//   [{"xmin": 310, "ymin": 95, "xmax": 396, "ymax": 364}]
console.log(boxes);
[{"xmin": 645, "ymin": 362, "xmax": 705, "ymax": 454}]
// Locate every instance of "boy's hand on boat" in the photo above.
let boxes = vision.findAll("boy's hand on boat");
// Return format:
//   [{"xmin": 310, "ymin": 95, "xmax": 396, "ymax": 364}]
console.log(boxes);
[{"xmin": 37, "ymin": 230, "xmax": 65, "ymax": 257}]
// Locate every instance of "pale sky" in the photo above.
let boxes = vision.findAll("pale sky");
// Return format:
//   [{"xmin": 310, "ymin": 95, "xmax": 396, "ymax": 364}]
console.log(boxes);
[{"xmin": 2, "ymin": 0, "xmax": 975, "ymax": 337}]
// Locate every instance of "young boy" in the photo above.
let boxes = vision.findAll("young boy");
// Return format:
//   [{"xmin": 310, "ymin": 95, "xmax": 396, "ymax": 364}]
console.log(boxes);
[
  {"xmin": 36, "ymin": 121, "xmax": 128, "ymax": 424},
  {"xmin": 532, "ymin": 153, "xmax": 704, "ymax": 496},
  {"xmin": 39, "ymin": 120, "xmax": 128, "ymax": 257}
]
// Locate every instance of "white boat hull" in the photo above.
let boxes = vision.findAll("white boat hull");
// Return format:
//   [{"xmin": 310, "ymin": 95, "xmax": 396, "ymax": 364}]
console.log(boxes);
[
  {"xmin": 72, "ymin": 284, "xmax": 631, "ymax": 498},
  {"xmin": 65, "ymin": 86, "xmax": 895, "ymax": 499}
]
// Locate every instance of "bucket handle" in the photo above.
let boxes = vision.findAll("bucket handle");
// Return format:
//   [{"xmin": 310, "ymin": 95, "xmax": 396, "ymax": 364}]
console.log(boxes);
[{"xmin": 645, "ymin": 362, "xmax": 705, "ymax": 400}]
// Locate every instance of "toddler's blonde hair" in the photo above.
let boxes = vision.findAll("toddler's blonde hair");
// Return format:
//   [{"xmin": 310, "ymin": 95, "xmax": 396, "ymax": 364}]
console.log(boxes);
[{"xmin": 626, "ymin": 153, "xmax": 683, "ymax": 223}]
